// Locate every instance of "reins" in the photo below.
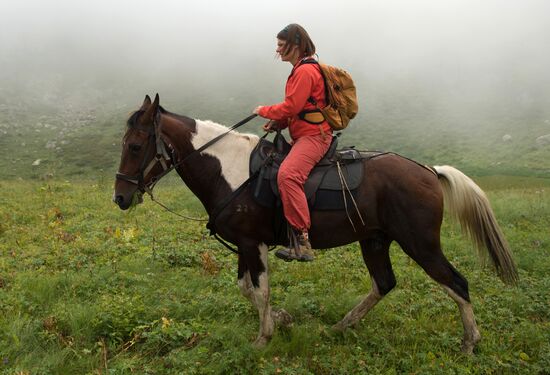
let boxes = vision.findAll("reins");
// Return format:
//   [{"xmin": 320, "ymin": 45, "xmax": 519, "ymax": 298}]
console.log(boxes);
[
  {"xmin": 149, "ymin": 196, "xmax": 208, "ymax": 222},
  {"xmin": 189, "ymin": 114, "xmax": 259, "ymax": 159},
  {"xmin": 147, "ymin": 113, "xmax": 259, "ymax": 223},
  {"xmin": 117, "ymin": 113, "xmax": 260, "ymax": 235},
  {"xmin": 153, "ymin": 113, "xmax": 259, "ymax": 185}
]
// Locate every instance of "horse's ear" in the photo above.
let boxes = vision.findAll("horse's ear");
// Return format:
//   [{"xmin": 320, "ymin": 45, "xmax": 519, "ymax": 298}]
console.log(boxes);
[
  {"xmin": 141, "ymin": 93, "xmax": 160, "ymax": 126},
  {"xmin": 139, "ymin": 95, "xmax": 152, "ymax": 111}
]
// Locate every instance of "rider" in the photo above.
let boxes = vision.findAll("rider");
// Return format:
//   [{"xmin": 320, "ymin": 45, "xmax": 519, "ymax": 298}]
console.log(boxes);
[{"xmin": 254, "ymin": 23, "xmax": 332, "ymax": 262}]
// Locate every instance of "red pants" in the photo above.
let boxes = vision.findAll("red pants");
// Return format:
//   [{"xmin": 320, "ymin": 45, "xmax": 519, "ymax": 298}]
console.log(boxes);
[{"xmin": 278, "ymin": 134, "xmax": 332, "ymax": 231}]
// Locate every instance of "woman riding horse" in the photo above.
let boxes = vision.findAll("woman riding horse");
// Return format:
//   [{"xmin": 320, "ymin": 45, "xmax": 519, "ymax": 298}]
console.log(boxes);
[
  {"xmin": 254, "ymin": 24, "xmax": 332, "ymax": 262},
  {"xmin": 114, "ymin": 94, "xmax": 517, "ymax": 352}
]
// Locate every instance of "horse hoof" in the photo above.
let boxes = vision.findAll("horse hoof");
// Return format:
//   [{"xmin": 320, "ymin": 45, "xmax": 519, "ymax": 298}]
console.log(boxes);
[
  {"xmin": 253, "ymin": 336, "xmax": 270, "ymax": 348},
  {"xmin": 273, "ymin": 308, "xmax": 293, "ymax": 328},
  {"xmin": 275, "ymin": 249, "xmax": 296, "ymax": 262},
  {"xmin": 331, "ymin": 322, "xmax": 347, "ymax": 333},
  {"xmin": 461, "ymin": 342, "xmax": 475, "ymax": 355},
  {"xmin": 461, "ymin": 332, "xmax": 481, "ymax": 355}
]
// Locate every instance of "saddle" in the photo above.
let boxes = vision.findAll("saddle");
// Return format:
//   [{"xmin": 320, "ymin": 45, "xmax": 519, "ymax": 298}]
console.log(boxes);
[{"xmin": 249, "ymin": 131, "xmax": 376, "ymax": 211}]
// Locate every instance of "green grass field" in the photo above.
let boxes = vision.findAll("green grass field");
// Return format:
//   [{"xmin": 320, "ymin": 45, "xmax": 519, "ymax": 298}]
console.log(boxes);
[
  {"xmin": 1, "ymin": 176, "xmax": 548, "ymax": 374},
  {"xmin": 1, "ymin": 94, "xmax": 549, "ymax": 373}
]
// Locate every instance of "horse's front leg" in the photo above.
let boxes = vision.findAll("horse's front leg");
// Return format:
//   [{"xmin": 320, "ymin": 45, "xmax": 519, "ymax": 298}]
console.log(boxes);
[{"xmin": 237, "ymin": 242, "xmax": 274, "ymax": 347}]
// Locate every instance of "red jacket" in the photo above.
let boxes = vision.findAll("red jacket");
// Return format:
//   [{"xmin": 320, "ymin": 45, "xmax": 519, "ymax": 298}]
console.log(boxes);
[{"xmin": 259, "ymin": 59, "xmax": 332, "ymax": 140}]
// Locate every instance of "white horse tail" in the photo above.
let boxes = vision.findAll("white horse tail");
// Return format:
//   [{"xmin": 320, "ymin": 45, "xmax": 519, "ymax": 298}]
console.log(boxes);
[{"xmin": 434, "ymin": 165, "xmax": 518, "ymax": 285}]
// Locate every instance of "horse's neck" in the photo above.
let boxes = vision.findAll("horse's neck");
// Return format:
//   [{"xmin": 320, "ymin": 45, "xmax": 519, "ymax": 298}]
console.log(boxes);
[
  {"xmin": 166, "ymin": 116, "xmax": 260, "ymax": 212},
  {"xmin": 191, "ymin": 119, "xmax": 260, "ymax": 191}
]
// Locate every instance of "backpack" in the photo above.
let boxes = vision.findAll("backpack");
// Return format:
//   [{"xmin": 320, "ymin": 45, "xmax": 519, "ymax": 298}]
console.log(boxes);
[{"xmin": 301, "ymin": 60, "xmax": 358, "ymax": 130}]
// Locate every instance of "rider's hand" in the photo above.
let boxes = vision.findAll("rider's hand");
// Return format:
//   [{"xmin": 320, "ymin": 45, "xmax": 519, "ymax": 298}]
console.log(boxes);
[
  {"xmin": 262, "ymin": 120, "xmax": 278, "ymax": 133},
  {"xmin": 253, "ymin": 106, "xmax": 263, "ymax": 115}
]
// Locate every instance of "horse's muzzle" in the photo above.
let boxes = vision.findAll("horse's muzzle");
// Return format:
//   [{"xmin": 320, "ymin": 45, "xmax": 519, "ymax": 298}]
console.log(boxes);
[
  {"xmin": 114, "ymin": 194, "xmax": 130, "ymax": 210},
  {"xmin": 113, "ymin": 190, "xmax": 144, "ymax": 210}
]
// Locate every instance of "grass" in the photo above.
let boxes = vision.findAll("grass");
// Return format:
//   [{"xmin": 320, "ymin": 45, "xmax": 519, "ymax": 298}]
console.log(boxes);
[
  {"xmin": 2, "ymin": 61, "xmax": 549, "ymax": 374},
  {"xmin": 0, "ymin": 176, "xmax": 549, "ymax": 374}
]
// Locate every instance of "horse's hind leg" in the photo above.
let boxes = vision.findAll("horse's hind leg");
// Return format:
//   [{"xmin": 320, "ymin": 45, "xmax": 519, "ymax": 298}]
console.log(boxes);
[
  {"xmin": 442, "ymin": 284, "xmax": 481, "ymax": 354},
  {"xmin": 333, "ymin": 237, "xmax": 395, "ymax": 331},
  {"xmin": 401, "ymin": 236, "xmax": 481, "ymax": 354}
]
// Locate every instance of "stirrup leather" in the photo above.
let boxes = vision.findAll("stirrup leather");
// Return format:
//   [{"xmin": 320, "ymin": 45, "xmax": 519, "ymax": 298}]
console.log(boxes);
[{"xmin": 275, "ymin": 228, "xmax": 314, "ymax": 262}]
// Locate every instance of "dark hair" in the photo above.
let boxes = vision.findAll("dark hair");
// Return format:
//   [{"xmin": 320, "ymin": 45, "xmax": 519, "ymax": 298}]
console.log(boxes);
[{"xmin": 277, "ymin": 23, "xmax": 315, "ymax": 58}]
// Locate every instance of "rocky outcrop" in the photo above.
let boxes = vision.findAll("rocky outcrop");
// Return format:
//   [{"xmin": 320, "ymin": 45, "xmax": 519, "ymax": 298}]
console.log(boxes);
[{"xmin": 535, "ymin": 134, "xmax": 550, "ymax": 147}]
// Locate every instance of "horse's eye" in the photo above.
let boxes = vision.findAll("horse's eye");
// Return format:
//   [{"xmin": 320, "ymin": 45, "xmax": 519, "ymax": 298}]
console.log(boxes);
[{"xmin": 129, "ymin": 144, "xmax": 142, "ymax": 153}]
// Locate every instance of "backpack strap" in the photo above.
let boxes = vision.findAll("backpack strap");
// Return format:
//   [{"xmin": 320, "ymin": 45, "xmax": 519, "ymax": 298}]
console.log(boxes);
[
  {"xmin": 298, "ymin": 108, "xmax": 325, "ymax": 124},
  {"xmin": 300, "ymin": 58, "xmax": 318, "ymax": 66},
  {"xmin": 299, "ymin": 59, "xmax": 330, "ymax": 105},
  {"xmin": 294, "ymin": 58, "xmax": 329, "ymax": 125}
]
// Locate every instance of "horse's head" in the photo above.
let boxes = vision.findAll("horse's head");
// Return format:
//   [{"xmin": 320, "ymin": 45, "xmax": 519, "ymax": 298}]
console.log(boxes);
[{"xmin": 114, "ymin": 94, "xmax": 172, "ymax": 210}]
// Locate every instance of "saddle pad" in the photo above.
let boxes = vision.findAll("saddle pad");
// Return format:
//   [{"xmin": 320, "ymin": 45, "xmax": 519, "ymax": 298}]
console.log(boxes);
[
  {"xmin": 314, "ymin": 161, "xmax": 363, "ymax": 191},
  {"xmin": 248, "ymin": 134, "xmax": 383, "ymax": 211},
  {"xmin": 310, "ymin": 188, "xmax": 360, "ymax": 210},
  {"xmin": 250, "ymin": 160, "xmax": 363, "ymax": 211}
]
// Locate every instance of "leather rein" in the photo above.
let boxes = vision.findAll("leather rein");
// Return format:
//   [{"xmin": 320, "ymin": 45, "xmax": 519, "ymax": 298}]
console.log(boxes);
[{"xmin": 115, "ymin": 112, "xmax": 259, "ymax": 222}]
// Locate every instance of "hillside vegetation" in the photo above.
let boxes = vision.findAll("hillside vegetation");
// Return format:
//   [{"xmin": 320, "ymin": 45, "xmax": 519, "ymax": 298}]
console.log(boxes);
[
  {"xmin": 0, "ymin": 179, "xmax": 549, "ymax": 374},
  {"xmin": 1, "ymin": 83, "xmax": 549, "ymax": 180},
  {"xmin": 1, "ymin": 86, "xmax": 549, "ymax": 373}
]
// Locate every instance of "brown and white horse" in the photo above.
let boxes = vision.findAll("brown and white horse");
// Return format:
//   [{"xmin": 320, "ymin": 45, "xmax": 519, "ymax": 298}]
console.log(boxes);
[{"xmin": 114, "ymin": 95, "xmax": 517, "ymax": 353}]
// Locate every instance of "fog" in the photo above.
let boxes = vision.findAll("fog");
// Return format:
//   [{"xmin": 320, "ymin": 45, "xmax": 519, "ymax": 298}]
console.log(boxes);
[{"xmin": 1, "ymin": 0, "xmax": 550, "ymax": 125}]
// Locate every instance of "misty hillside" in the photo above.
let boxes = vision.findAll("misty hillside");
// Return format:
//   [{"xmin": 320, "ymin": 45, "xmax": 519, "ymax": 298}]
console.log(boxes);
[
  {"xmin": 1, "ymin": 77, "xmax": 549, "ymax": 181},
  {"xmin": 1, "ymin": 0, "xmax": 549, "ymax": 180}
]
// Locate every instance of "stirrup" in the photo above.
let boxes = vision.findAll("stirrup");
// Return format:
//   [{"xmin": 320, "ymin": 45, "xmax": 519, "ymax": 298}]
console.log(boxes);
[
  {"xmin": 275, "ymin": 247, "xmax": 299, "ymax": 262},
  {"xmin": 275, "ymin": 227, "xmax": 314, "ymax": 262},
  {"xmin": 275, "ymin": 247, "xmax": 314, "ymax": 262}
]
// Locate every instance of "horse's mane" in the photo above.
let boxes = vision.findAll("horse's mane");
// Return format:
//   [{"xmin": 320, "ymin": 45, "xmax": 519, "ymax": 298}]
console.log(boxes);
[
  {"xmin": 126, "ymin": 110, "xmax": 144, "ymax": 128},
  {"xmin": 127, "ymin": 106, "xmax": 196, "ymax": 129},
  {"xmin": 194, "ymin": 118, "xmax": 260, "ymax": 145},
  {"xmin": 126, "ymin": 107, "xmax": 259, "ymax": 147}
]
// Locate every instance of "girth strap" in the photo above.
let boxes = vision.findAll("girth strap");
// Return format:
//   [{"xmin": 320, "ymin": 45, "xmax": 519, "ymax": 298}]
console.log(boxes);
[{"xmin": 206, "ymin": 170, "xmax": 260, "ymax": 236}]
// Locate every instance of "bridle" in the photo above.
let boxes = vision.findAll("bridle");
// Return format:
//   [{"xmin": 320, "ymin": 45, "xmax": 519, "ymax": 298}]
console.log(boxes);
[
  {"xmin": 115, "ymin": 112, "xmax": 173, "ymax": 198},
  {"xmin": 114, "ymin": 110, "xmax": 272, "ymax": 254},
  {"xmin": 115, "ymin": 111, "xmax": 259, "ymax": 199}
]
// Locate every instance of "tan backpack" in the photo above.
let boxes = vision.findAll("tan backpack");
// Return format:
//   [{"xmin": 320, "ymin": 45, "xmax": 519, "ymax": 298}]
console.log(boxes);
[{"xmin": 301, "ymin": 60, "xmax": 359, "ymax": 130}]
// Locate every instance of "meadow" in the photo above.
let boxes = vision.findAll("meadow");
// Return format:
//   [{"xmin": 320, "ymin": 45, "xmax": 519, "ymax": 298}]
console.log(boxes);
[
  {"xmin": 1, "ymin": 92, "xmax": 549, "ymax": 373},
  {"xmin": 2, "ymin": 1, "xmax": 550, "ymax": 372},
  {"xmin": 0, "ymin": 175, "xmax": 549, "ymax": 374}
]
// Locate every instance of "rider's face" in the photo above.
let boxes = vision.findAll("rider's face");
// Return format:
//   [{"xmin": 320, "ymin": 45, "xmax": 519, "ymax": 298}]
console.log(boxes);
[{"xmin": 276, "ymin": 38, "xmax": 298, "ymax": 62}]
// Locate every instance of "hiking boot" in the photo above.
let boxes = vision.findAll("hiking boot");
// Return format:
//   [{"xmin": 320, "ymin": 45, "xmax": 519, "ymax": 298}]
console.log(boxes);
[
  {"xmin": 275, "ymin": 229, "xmax": 314, "ymax": 262},
  {"xmin": 296, "ymin": 231, "xmax": 314, "ymax": 262}
]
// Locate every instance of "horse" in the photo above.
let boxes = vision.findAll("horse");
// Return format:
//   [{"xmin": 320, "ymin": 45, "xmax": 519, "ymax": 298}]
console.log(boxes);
[{"xmin": 114, "ymin": 94, "xmax": 518, "ymax": 354}]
